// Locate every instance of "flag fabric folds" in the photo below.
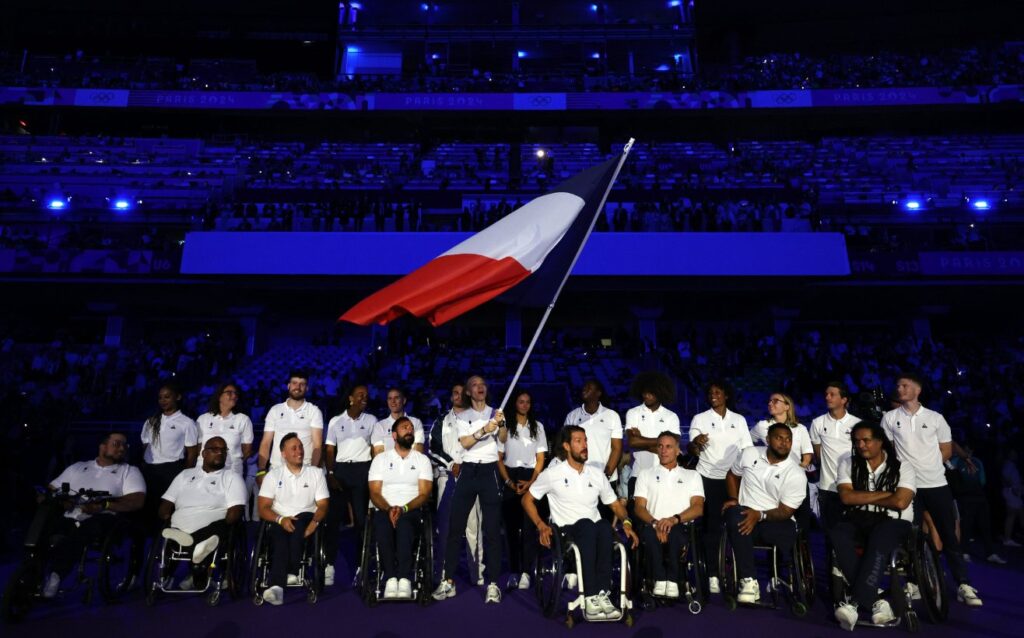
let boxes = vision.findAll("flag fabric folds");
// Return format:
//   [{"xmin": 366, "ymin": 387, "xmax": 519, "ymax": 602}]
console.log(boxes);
[{"xmin": 340, "ymin": 155, "xmax": 622, "ymax": 327}]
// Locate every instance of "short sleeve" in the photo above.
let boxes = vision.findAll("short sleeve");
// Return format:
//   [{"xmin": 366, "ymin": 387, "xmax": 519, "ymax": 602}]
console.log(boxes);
[
  {"xmin": 258, "ymin": 473, "xmax": 278, "ymax": 500},
  {"xmin": 529, "ymin": 468, "xmax": 553, "ymax": 500},
  {"xmin": 325, "ymin": 418, "xmax": 339, "ymax": 447},
  {"xmin": 140, "ymin": 421, "xmax": 152, "ymax": 444},
  {"xmin": 897, "ymin": 462, "xmax": 917, "ymax": 493},
  {"xmin": 608, "ymin": 412, "xmax": 623, "ymax": 439},
  {"xmin": 836, "ymin": 454, "xmax": 853, "ymax": 487},
  {"xmin": 414, "ymin": 425, "xmax": 425, "ymax": 445},
  {"xmin": 738, "ymin": 421, "xmax": 754, "ymax": 450},
  {"xmin": 880, "ymin": 412, "xmax": 895, "ymax": 438},
  {"xmin": 730, "ymin": 448, "xmax": 748, "ymax": 476},
  {"xmin": 239, "ymin": 415, "xmax": 254, "ymax": 445},
  {"xmin": 750, "ymin": 421, "xmax": 768, "ymax": 445},
  {"xmin": 633, "ymin": 470, "xmax": 650, "ymax": 501},
  {"xmin": 162, "ymin": 471, "xmax": 185, "ymax": 503},
  {"xmin": 417, "ymin": 456, "xmax": 433, "ymax": 482},
  {"xmin": 310, "ymin": 406, "xmax": 324, "ymax": 430},
  {"xmin": 184, "ymin": 419, "xmax": 200, "ymax": 447},
  {"xmin": 367, "ymin": 455, "xmax": 386, "ymax": 482},
  {"xmin": 123, "ymin": 466, "xmax": 147, "ymax": 495},
  {"xmin": 598, "ymin": 473, "xmax": 617, "ymax": 505},
  {"xmin": 226, "ymin": 474, "xmax": 248, "ymax": 507},
  {"xmin": 263, "ymin": 411, "xmax": 277, "ymax": 433},
  {"xmin": 370, "ymin": 422, "xmax": 388, "ymax": 447},
  {"xmin": 780, "ymin": 471, "xmax": 807, "ymax": 510},
  {"xmin": 688, "ymin": 415, "xmax": 704, "ymax": 444},
  {"xmin": 624, "ymin": 408, "xmax": 640, "ymax": 431},
  {"xmin": 313, "ymin": 470, "xmax": 330, "ymax": 501},
  {"xmin": 809, "ymin": 419, "xmax": 822, "ymax": 445},
  {"xmin": 536, "ymin": 426, "xmax": 548, "ymax": 454},
  {"xmin": 934, "ymin": 413, "xmax": 952, "ymax": 444},
  {"xmin": 667, "ymin": 412, "xmax": 681, "ymax": 435},
  {"xmin": 798, "ymin": 427, "xmax": 814, "ymax": 456},
  {"xmin": 51, "ymin": 464, "xmax": 75, "ymax": 490}
]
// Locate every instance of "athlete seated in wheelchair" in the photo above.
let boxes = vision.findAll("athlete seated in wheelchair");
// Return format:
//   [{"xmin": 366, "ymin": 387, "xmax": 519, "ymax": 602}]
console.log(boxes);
[
  {"xmin": 633, "ymin": 431, "xmax": 707, "ymax": 612},
  {"xmin": 830, "ymin": 421, "xmax": 921, "ymax": 630},
  {"xmin": 523, "ymin": 426, "xmax": 639, "ymax": 625},
  {"xmin": 720, "ymin": 423, "xmax": 812, "ymax": 615},
  {"xmin": 252, "ymin": 433, "xmax": 329, "ymax": 605},
  {"xmin": 145, "ymin": 437, "xmax": 248, "ymax": 604},
  {"xmin": 360, "ymin": 416, "xmax": 435, "ymax": 603}
]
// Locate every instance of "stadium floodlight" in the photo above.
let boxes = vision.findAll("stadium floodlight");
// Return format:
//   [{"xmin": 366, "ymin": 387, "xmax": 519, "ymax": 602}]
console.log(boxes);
[
  {"xmin": 47, "ymin": 198, "xmax": 66, "ymax": 210},
  {"xmin": 113, "ymin": 199, "xmax": 131, "ymax": 211},
  {"xmin": 536, "ymin": 149, "xmax": 547, "ymax": 159},
  {"xmin": 904, "ymin": 200, "xmax": 921, "ymax": 211},
  {"xmin": 972, "ymin": 199, "xmax": 990, "ymax": 211},
  {"xmin": 668, "ymin": 0, "xmax": 681, "ymax": 6},
  {"xmin": 517, "ymin": 51, "xmax": 527, "ymax": 59},
  {"xmin": 591, "ymin": 52, "xmax": 601, "ymax": 59},
  {"xmin": 590, "ymin": 4, "xmax": 598, "ymax": 11}
]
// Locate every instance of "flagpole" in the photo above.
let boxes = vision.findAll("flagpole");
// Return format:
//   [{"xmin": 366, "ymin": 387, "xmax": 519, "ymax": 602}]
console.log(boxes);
[{"xmin": 498, "ymin": 138, "xmax": 636, "ymax": 411}]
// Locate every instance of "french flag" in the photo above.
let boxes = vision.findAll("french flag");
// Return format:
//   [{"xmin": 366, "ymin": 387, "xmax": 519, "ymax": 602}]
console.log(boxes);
[{"xmin": 340, "ymin": 153, "xmax": 624, "ymax": 327}]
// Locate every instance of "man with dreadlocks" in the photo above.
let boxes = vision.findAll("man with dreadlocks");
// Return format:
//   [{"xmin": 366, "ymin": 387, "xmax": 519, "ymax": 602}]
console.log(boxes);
[
  {"xmin": 831, "ymin": 421, "xmax": 916, "ymax": 630},
  {"xmin": 625, "ymin": 371, "xmax": 680, "ymax": 499}
]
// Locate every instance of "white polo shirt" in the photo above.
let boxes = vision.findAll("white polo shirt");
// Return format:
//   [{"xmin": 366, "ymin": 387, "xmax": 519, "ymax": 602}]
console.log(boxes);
[
  {"xmin": 731, "ymin": 447, "xmax": 807, "ymax": 513},
  {"xmin": 564, "ymin": 404, "xmax": 623, "ymax": 480},
  {"xmin": 457, "ymin": 406, "xmax": 500, "ymax": 464},
  {"xmin": 265, "ymin": 400, "xmax": 324, "ymax": 468},
  {"xmin": 326, "ymin": 411, "xmax": 376, "ymax": 463},
  {"xmin": 810, "ymin": 412, "xmax": 862, "ymax": 492},
  {"xmin": 750, "ymin": 421, "xmax": 814, "ymax": 466},
  {"xmin": 625, "ymin": 404, "xmax": 681, "ymax": 474},
  {"xmin": 371, "ymin": 414, "xmax": 425, "ymax": 452},
  {"xmin": 367, "ymin": 448, "xmax": 432, "ymax": 507},
  {"xmin": 498, "ymin": 422, "xmax": 548, "ymax": 468},
  {"xmin": 196, "ymin": 412, "xmax": 254, "ymax": 475},
  {"xmin": 881, "ymin": 405, "xmax": 952, "ymax": 489},
  {"xmin": 51, "ymin": 460, "xmax": 147, "ymax": 521},
  {"xmin": 529, "ymin": 461, "xmax": 617, "ymax": 527},
  {"xmin": 162, "ymin": 466, "xmax": 248, "ymax": 533},
  {"xmin": 142, "ymin": 411, "xmax": 200, "ymax": 464},
  {"xmin": 688, "ymin": 408, "xmax": 753, "ymax": 480},
  {"xmin": 634, "ymin": 464, "xmax": 705, "ymax": 520},
  {"xmin": 259, "ymin": 464, "xmax": 330, "ymax": 517},
  {"xmin": 836, "ymin": 452, "xmax": 917, "ymax": 521}
]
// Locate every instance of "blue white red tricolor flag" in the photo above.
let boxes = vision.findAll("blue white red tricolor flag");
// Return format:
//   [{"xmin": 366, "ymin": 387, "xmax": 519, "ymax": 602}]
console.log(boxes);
[{"xmin": 340, "ymin": 152, "xmax": 625, "ymax": 327}]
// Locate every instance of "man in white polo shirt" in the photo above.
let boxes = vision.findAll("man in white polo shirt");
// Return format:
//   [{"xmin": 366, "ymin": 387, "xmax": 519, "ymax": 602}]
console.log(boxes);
[
  {"xmin": 831, "ymin": 422, "xmax": 916, "ymax": 630},
  {"xmin": 564, "ymin": 379, "xmax": 623, "ymax": 492},
  {"xmin": 256, "ymin": 370, "xmax": 324, "ymax": 485},
  {"xmin": 625, "ymin": 371, "xmax": 681, "ymax": 494},
  {"xmin": 523, "ymin": 426, "xmax": 638, "ymax": 621},
  {"xmin": 159, "ymin": 437, "xmax": 248, "ymax": 589},
  {"xmin": 811, "ymin": 381, "xmax": 861, "ymax": 531},
  {"xmin": 43, "ymin": 431, "xmax": 146, "ymax": 598},
  {"xmin": 371, "ymin": 387, "xmax": 425, "ymax": 455},
  {"xmin": 687, "ymin": 379, "xmax": 752, "ymax": 593},
  {"xmin": 368, "ymin": 417, "xmax": 433, "ymax": 599},
  {"xmin": 723, "ymin": 423, "xmax": 806, "ymax": 604},
  {"xmin": 257, "ymin": 433, "xmax": 330, "ymax": 605},
  {"xmin": 634, "ymin": 432, "xmax": 704, "ymax": 598},
  {"xmin": 881, "ymin": 373, "xmax": 981, "ymax": 607}
]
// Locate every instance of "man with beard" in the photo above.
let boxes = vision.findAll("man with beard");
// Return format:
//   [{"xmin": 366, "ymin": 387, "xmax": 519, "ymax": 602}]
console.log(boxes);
[
  {"xmin": 523, "ymin": 426, "xmax": 639, "ymax": 621},
  {"xmin": 257, "ymin": 370, "xmax": 324, "ymax": 485},
  {"xmin": 723, "ymin": 423, "xmax": 807, "ymax": 605},
  {"xmin": 158, "ymin": 437, "xmax": 248, "ymax": 589},
  {"xmin": 43, "ymin": 431, "xmax": 146, "ymax": 598},
  {"xmin": 368, "ymin": 417, "xmax": 433, "ymax": 599}
]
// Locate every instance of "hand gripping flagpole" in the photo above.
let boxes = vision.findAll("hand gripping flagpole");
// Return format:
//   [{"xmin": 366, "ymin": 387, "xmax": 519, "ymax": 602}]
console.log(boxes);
[{"xmin": 498, "ymin": 138, "xmax": 635, "ymax": 412}]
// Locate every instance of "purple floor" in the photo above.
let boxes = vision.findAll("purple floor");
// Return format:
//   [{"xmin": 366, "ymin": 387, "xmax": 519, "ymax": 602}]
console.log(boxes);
[{"xmin": 3, "ymin": 527, "xmax": 1023, "ymax": 638}]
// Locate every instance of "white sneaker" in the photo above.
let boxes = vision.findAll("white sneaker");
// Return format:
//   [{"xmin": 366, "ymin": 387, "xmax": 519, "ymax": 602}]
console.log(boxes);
[
  {"xmin": 597, "ymin": 590, "xmax": 620, "ymax": 618},
  {"xmin": 653, "ymin": 580, "xmax": 668, "ymax": 597},
  {"xmin": 262, "ymin": 585, "xmax": 284, "ymax": 606},
  {"xmin": 584, "ymin": 595, "xmax": 606, "ymax": 620},
  {"xmin": 1004, "ymin": 539, "xmax": 1022, "ymax": 548},
  {"xmin": 708, "ymin": 576, "xmax": 721, "ymax": 594},
  {"xmin": 962, "ymin": 553, "xmax": 972, "ymax": 563},
  {"xmin": 324, "ymin": 564, "xmax": 335, "ymax": 586},
  {"xmin": 518, "ymin": 573, "xmax": 531, "ymax": 590},
  {"xmin": 737, "ymin": 578, "xmax": 760, "ymax": 603},
  {"xmin": 384, "ymin": 577, "xmax": 399, "ymax": 599},
  {"xmin": 871, "ymin": 599, "xmax": 896, "ymax": 625},
  {"xmin": 432, "ymin": 580, "xmax": 456, "ymax": 600},
  {"xmin": 42, "ymin": 572, "xmax": 61, "ymax": 599},
  {"xmin": 161, "ymin": 528, "xmax": 194, "ymax": 547},
  {"xmin": 987, "ymin": 553, "xmax": 1008, "ymax": 565},
  {"xmin": 286, "ymin": 574, "xmax": 300, "ymax": 586},
  {"xmin": 485, "ymin": 582, "xmax": 501, "ymax": 603},
  {"xmin": 957, "ymin": 584, "xmax": 983, "ymax": 607},
  {"xmin": 906, "ymin": 582, "xmax": 921, "ymax": 600},
  {"xmin": 835, "ymin": 602, "xmax": 859, "ymax": 631},
  {"xmin": 665, "ymin": 581, "xmax": 680, "ymax": 599},
  {"xmin": 477, "ymin": 573, "xmax": 485, "ymax": 586},
  {"xmin": 192, "ymin": 535, "xmax": 219, "ymax": 564},
  {"xmin": 563, "ymin": 573, "xmax": 578, "ymax": 590},
  {"xmin": 179, "ymin": 575, "xmax": 195, "ymax": 591},
  {"xmin": 397, "ymin": 578, "xmax": 412, "ymax": 599}
]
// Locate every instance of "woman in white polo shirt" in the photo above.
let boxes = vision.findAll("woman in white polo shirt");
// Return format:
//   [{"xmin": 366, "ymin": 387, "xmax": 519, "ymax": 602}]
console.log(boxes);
[
  {"xmin": 497, "ymin": 390, "xmax": 548, "ymax": 591},
  {"xmin": 196, "ymin": 382, "xmax": 254, "ymax": 476},
  {"xmin": 750, "ymin": 392, "xmax": 814, "ymax": 531},
  {"xmin": 141, "ymin": 382, "xmax": 200, "ymax": 524}
]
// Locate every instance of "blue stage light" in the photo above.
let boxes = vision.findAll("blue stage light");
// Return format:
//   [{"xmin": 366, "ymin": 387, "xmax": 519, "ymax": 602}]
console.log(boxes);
[
  {"xmin": 904, "ymin": 200, "xmax": 921, "ymax": 211},
  {"xmin": 972, "ymin": 199, "xmax": 990, "ymax": 211},
  {"xmin": 590, "ymin": 4, "xmax": 598, "ymax": 11},
  {"xmin": 517, "ymin": 51, "xmax": 527, "ymax": 59},
  {"xmin": 113, "ymin": 199, "xmax": 131, "ymax": 211},
  {"xmin": 47, "ymin": 198, "xmax": 66, "ymax": 210},
  {"xmin": 668, "ymin": 0, "xmax": 681, "ymax": 6}
]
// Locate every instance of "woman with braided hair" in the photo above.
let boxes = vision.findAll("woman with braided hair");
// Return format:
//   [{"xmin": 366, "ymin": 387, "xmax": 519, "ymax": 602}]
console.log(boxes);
[
  {"xmin": 140, "ymin": 382, "xmax": 199, "ymax": 526},
  {"xmin": 830, "ymin": 421, "xmax": 917, "ymax": 631}
]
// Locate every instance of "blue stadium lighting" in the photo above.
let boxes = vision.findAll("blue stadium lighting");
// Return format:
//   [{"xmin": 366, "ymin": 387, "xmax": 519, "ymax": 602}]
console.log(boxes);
[
  {"xmin": 431, "ymin": 53, "xmax": 441, "ymax": 60},
  {"xmin": 591, "ymin": 52, "xmax": 601, "ymax": 59},
  {"xmin": 517, "ymin": 51, "xmax": 527, "ymax": 59},
  {"xmin": 47, "ymin": 198, "xmax": 66, "ymax": 210},
  {"xmin": 420, "ymin": 3, "xmax": 429, "ymax": 10},
  {"xmin": 972, "ymin": 199, "xmax": 990, "ymax": 211},
  {"xmin": 655, "ymin": 64, "xmax": 671, "ymax": 72},
  {"xmin": 113, "ymin": 199, "xmax": 131, "ymax": 211},
  {"xmin": 349, "ymin": 1, "xmax": 362, "ymax": 8},
  {"xmin": 904, "ymin": 200, "xmax": 921, "ymax": 211},
  {"xmin": 346, "ymin": 46, "xmax": 360, "ymax": 53},
  {"xmin": 668, "ymin": 0, "xmax": 681, "ymax": 6},
  {"xmin": 590, "ymin": 4, "xmax": 598, "ymax": 11}
]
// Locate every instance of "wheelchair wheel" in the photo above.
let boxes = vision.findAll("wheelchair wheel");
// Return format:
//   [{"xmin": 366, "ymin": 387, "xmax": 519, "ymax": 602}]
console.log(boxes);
[
  {"xmin": 535, "ymin": 533, "xmax": 565, "ymax": 618},
  {"xmin": 686, "ymin": 524, "xmax": 708, "ymax": 606},
  {"xmin": 797, "ymin": 534, "xmax": 816, "ymax": 604},
  {"xmin": 790, "ymin": 538, "xmax": 813, "ymax": 614},
  {"xmin": 249, "ymin": 523, "xmax": 270, "ymax": 605},
  {"xmin": 98, "ymin": 523, "xmax": 143, "ymax": 603},
  {"xmin": 143, "ymin": 538, "xmax": 166, "ymax": 606},
  {"xmin": 718, "ymin": 529, "xmax": 738, "ymax": 610},
  {"xmin": 913, "ymin": 534, "xmax": 948, "ymax": 623},
  {"xmin": 358, "ymin": 513, "xmax": 379, "ymax": 607},
  {"xmin": 306, "ymin": 530, "xmax": 325, "ymax": 604},
  {"xmin": 416, "ymin": 511, "xmax": 434, "ymax": 606},
  {"xmin": 1, "ymin": 559, "xmax": 41, "ymax": 622},
  {"xmin": 226, "ymin": 523, "xmax": 249, "ymax": 600}
]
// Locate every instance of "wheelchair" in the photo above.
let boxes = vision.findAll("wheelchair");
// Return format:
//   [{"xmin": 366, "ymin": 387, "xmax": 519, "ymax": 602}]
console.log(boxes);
[
  {"xmin": 828, "ymin": 524, "xmax": 947, "ymax": 631},
  {"xmin": 718, "ymin": 522, "xmax": 814, "ymax": 616},
  {"xmin": 249, "ymin": 519, "xmax": 326, "ymax": 605},
  {"xmin": 533, "ymin": 521, "xmax": 634, "ymax": 628},
  {"xmin": 2, "ymin": 487, "xmax": 145, "ymax": 622},
  {"xmin": 143, "ymin": 521, "xmax": 248, "ymax": 607},
  {"xmin": 357, "ymin": 505, "xmax": 434, "ymax": 607},
  {"xmin": 636, "ymin": 520, "xmax": 707, "ymax": 614}
]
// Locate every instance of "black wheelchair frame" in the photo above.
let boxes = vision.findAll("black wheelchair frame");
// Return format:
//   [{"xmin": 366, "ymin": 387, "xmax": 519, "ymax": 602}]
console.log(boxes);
[
  {"xmin": 357, "ymin": 505, "xmax": 434, "ymax": 607},
  {"xmin": 143, "ymin": 521, "xmax": 248, "ymax": 607},
  {"xmin": 249, "ymin": 519, "xmax": 325, "ymax": 605}
]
